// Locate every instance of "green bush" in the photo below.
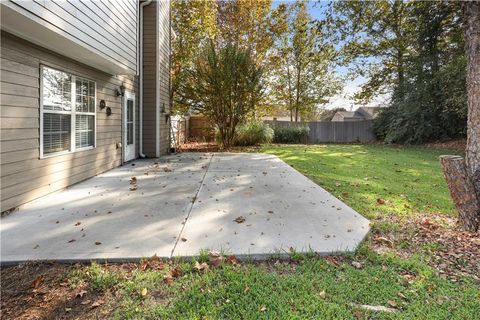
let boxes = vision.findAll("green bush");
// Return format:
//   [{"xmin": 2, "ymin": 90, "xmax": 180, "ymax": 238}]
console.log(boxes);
[
  {"xmin": 233, "ymin": 121, "xmax": 274, "ymax": 146},
  {"xmin": 273, "ymin": 126, "xmax": 310, "ymax": 144}
]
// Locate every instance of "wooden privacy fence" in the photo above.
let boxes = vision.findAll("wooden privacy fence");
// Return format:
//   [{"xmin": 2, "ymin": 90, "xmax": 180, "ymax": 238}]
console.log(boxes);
[{"xmin": 265, "ymin": 120, "xmax": 376, "ymax": 143}]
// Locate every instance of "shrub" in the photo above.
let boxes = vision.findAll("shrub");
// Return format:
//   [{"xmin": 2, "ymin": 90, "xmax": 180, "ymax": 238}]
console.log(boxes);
[
  {"xmin": 273, "ymin": 126, "xmax": 310, "ymax": 144},
  {"xmin": 233, "ymin": 121, "xmax": 274, "ymax": 146}
]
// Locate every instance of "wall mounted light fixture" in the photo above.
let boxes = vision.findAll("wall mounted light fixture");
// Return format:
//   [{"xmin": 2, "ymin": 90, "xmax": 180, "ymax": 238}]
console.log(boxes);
[{"xmin": 116, "ymin": 84, "xmax": 125, "ymax": 97}]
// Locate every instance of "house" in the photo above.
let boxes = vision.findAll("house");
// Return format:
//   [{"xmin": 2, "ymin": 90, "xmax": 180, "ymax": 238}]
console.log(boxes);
[
  {"xmin": 331, "ymin": 106, "xmax": 381, "ymax": 122},
  {"xmin": 0, "ymin": 0, "xmax": 171, "ymax": 213}
]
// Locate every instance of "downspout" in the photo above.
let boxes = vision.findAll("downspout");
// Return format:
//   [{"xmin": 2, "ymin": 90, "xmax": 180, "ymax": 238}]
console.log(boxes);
[{"xmin": 138, "ymin": 0, "xmax": 152, "ymax": 158}]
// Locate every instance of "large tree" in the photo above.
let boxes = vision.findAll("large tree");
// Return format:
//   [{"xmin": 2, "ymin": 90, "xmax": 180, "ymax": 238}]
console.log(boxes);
[
  {"xmin": 327, "ymin": 0, "xmax": 412, "ymax": 103},
  {"xmin": 440, "ymin": 1, "xmax": 480, "ymax": 232},
  {"xmin": 171, "ymin": 0, "xmax": 218, "ymax": 115},
  {"xmin": 184, "ymin": 41, "xmax": 264, "ymax": 149},
  {"xmin": 272, "ymin": 1, "xmax": 341, "ymax": 122}
]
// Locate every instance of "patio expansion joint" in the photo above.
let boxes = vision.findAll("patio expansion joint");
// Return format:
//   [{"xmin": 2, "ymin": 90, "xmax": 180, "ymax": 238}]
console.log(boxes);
[{"xmin": 169, "ymin": 153, "xmax": 214, "ymax": 258}]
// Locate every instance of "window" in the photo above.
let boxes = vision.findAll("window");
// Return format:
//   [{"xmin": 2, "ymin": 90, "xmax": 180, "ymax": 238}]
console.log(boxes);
[{"xmin": 41, "ymin": 66, "xmax": 96, "ymax": 157}]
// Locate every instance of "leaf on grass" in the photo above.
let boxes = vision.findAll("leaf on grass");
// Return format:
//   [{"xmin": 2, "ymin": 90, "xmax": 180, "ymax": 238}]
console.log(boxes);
[
  {"xmin": 140, "ymin": 287, "xmax": 148, "ymax": 297},
  {"xmin": 351, "ymin": 261, "xmax": 362, "ymax": 269},
  {"xmin": 226, "ymin": 255, "xmax": 238, "ymax": 265},
  {"xmin": 319, "ymin": 290, "xmax": 326, "ymax": 299},
  {"xmin": 193, "ymin": 261, "xmax": 209, "ymax": 272},
  {"xmin": 91, "ymin": 299, "xmax": 104, "ymax": 308},
  {"xmin": 325, "ymin": 256, "xmax": 340, "ymax": 267},
  {"xmin": 31, "ymin": 276, "xmax": 43, "ymax": 288},
  {"xmin": 75, "ymin": 289, "xmax": 87, "ymax": 298},
  {"xmin": 234, "ymin": 216, "xmax": 246, "ymax": 224},
  {"xmin": 208, "ymin": 251, "xmax": 225, "ymax": 267},
  {"xmin": 377, "ymin": 198, "xmax": 386, "ymax": 205},
  {"xmin": 163, "ymin": 274, "xmax": 174, "ymax": 285},
  {"xmin": 244, "ymin": 286, "xmax": 250, "ymax": 294},
  {"xmin": 387, "ymin": 300, "xmax": 397, "ymax": 308},
  {"xmin": 259, "ymin": 304, "xmax": 267, "ymax": 312},
  {"xmin": 170, "ymin": 267, "xmax": 182, "ymax": 278},
  {"xmin": 139, "ymin": 260, "xmax": 149, "ymax": 271}
]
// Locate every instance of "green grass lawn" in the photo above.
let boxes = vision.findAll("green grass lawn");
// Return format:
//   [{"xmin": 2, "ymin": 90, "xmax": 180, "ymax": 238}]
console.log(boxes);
[
  {"xmin": 4, "ymin": 144, "xmax": 478, "ymax": 319},
  {"xmin": 261, "ymin": 144, "xmax": 459, "ymax": 221}
]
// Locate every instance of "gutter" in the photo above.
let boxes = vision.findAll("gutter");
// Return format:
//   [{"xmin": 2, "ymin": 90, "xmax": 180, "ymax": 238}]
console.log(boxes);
[{"xmin": 138, "ymin": 0, "xmax": 152, "ymax": 158}]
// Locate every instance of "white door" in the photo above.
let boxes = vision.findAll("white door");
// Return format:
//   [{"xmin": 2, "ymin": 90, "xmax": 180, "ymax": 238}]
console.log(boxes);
[{"xmin": 123, "ymin": 92, "xmax": 136, "ymax": 162}]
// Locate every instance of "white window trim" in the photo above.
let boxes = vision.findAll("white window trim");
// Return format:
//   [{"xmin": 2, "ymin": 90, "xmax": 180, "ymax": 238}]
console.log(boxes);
[{"xmin": 40, "ymin": 65, "xmax": 97, "ymax": 159}]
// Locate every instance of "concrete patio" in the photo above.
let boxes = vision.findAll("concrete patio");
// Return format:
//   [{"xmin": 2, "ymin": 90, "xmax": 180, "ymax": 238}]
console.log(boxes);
[{"xmin": 0, "ymin": 153, "xmax": 370, "ymax": 263}]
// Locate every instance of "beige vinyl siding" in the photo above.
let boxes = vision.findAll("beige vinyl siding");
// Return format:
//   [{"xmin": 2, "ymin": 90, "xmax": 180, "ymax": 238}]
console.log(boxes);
[
  {"xmin": 3, "ymin": 0, "xmax": 137, "ymax": 74},
  {"xmin": 142, "ymin": 0, "xmax": 171, "ymax": 157},
  {"xmin": 0, "ymin": 32, "xmax": 138, "ymax": 212}
]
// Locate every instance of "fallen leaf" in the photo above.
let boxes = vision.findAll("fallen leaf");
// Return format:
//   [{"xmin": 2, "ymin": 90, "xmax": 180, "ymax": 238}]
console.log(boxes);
[
  {"xmin": 226, "ymin": 255, "xmax": 238, "ymax": 265},
  {"xmin": 377, "ymin": 198, "xmax": 386, "ymax": 205},
  {"xmin": 81, "ymin": 299, "xmax": 91, "ymax": 305},
  {"xmin": 351, "ymin": 261, "xmax": 362, "ymax": 269},
  {"xmin": 74, "ymin": 222, "xmax": 81, "ymax": 226},
  {"xmin": 95, "ymin": 241, "xmax": 102, "ymax": 245},
  {"xmin": 397, "ymin": 292, "xmax": 407, "ymax": 299},
  {"xmin": 319, "ymin": 290, "xmax": 326, "ymax": 299},
  {"xmin": 139, "ymin": 260, "xmax": 149, "ymax": 271},
  {"xmin": 325, "ymin": 256, "xmax": 340, "ymax": 267},
  {"xmin": 208, "ymin": 251, "xmax": 224, "ymax": 267},
  {"xmin": 130, "ymin": 177, "xmax": 137, "ymax": 184},
  {"xmin": 353, "ymin": 310, "xmax": 363, "ymax": 320},
  {"xmin": 259, "ymin": 304, "xmax": 267, "ymax": 312},
  {"xmin": 170, "ymin": 267, "xmax": 182, "ymax": 278},
  {"xmin": 91, "ymin": 299, "xmax": 104, "ymax": 308},
  {"xmin": 193, "ymin": 261, "xmax": 209, "ymax": 272},
  {"xmin": 181, "ymin": 237, "xmax": 187, "ymax": 242},
  {"xmin": 244, "ymin": 286, "xmax": 250, "ymax": 294},
  {"xmin": 163, "ymin": 274, "xmax": 174, "ymax": 285},
  {"xmin": 234, "ymin": 216, "xmax": 246, "ymax": 224},
  {"xmin": 68, "ymin": 239, "xmax": 76, "ymax": 243},
  {"xmin": 75, "ymin": 289, "xmax": 87, "ymax": 298},
  {"xmin": 140, "ymin": 287, "xmax": 148, "ymax": 297},
  {"xmin": 65, "ymin": 307, "xmax": 72, "ymax": 312},
  {"xmin": 387, "ymin": 300, "xmax": 398, "ymax": 308},
  {"xmin": 31, "ymin": 276, "xmax": 43, "ymax": 288}
]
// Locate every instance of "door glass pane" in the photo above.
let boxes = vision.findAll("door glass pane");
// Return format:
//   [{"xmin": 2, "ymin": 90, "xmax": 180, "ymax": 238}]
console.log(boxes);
[
  {"xmin": 42, "ymin": 67, "xmax": 71, "ymax": 111},
  {"xmin": 43, "ymin": 113, "xmax": 71, "ymax": 154},
  {"xmin": 127, "ymin": 99, "xmax": 134, "ymax": 145}
]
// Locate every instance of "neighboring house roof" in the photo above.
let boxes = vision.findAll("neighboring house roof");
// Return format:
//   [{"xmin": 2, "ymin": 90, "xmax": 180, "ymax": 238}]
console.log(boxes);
[{"xmin": 331, "ymin": 107, "xmax": 382, "ymax": 122}]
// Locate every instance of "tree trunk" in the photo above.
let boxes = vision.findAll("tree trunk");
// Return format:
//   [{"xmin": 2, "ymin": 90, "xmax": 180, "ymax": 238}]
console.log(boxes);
[
  {"xmin": 440, "ymin": 156, "xmax": 480, "ymax": 232},
  {"xmin": 463, "ymin": 1, "xmax": 480, "ymax": 196},
  {"xmin": 440, "ymin": 2, "xmax": 480, "ymax": 232}
]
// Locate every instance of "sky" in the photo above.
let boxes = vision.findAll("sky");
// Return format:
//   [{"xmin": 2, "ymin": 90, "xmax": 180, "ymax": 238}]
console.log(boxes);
[{"xmin": 272, "ymin": 0, "xmax": 389, "ymax": 111}]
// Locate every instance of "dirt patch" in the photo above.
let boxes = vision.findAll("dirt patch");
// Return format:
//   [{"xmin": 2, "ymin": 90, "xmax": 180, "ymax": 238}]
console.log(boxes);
[
  {"xmin": 178, "ymin": 141, "xmax": 220, "ymax": 152},
  {"xmin": 1, "ymin": 263, "xmax": 115, "ymax": 320},
  {"xmin": 422, "ymin": 139, "xmax": 466, "ymax": 152}
]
